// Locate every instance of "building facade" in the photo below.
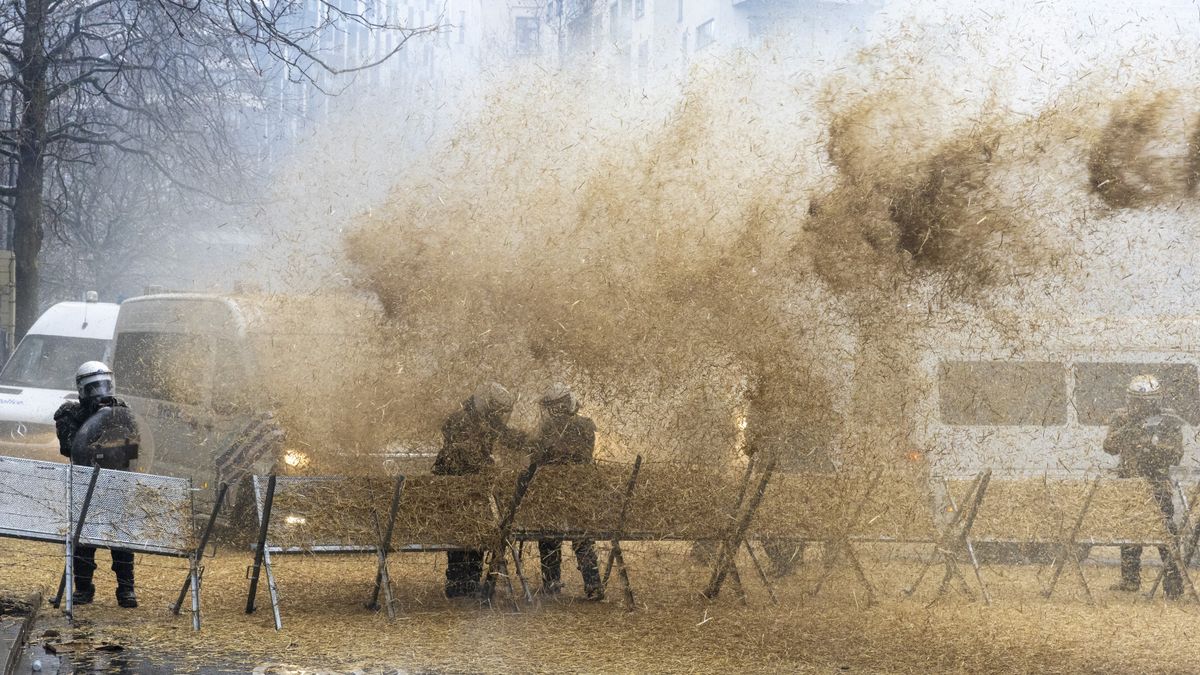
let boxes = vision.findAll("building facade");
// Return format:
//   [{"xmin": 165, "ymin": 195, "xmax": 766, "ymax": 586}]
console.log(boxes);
[{"xmin": 264, "ymin": 0, "xmax": 882, "ymax": 138}]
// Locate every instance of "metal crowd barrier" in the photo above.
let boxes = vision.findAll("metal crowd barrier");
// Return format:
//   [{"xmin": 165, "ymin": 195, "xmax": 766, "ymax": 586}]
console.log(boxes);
[
  {"xmin": 0, "ymin": 456, "xmax": 222, "ymax": 629},
  {"xmin": 244, "ymin": 473, "xmax": 513, "ymax": 630}
]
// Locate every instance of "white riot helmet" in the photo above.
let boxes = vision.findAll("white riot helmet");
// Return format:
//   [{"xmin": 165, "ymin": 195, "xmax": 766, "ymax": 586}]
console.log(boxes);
[
  {"xmin": 471, "ymin": 382, "xmax": 515, "ymax": 419},
  {"xmin": 76, "ymin": 361, "xmax": 115, "ymax": 401},
  {"xmin": 1127, "ymin": 374, "xmax": 1162, "ymax": 400},
  {"xmin": 540, "ymin": 382, "xmax": 579, "ymax": 415}
]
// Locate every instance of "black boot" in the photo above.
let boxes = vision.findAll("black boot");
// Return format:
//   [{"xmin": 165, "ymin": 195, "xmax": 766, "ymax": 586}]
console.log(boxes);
[
  {"xmin": 116, "ymin": 586, "xmax": 138, "ymax": 608},
  {"xmin": 72, "ymin": 581, "xmax": 95, "ymax": 606},
  {"xmin": 113, "ymin": 549, "xmax": 137, "ymax": 607}
]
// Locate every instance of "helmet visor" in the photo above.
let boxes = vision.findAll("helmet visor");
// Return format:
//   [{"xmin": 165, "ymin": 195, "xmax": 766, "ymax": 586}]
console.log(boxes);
[{"xmin": 80, "ymin": 378, "xmax": 114, "ymax": 400}]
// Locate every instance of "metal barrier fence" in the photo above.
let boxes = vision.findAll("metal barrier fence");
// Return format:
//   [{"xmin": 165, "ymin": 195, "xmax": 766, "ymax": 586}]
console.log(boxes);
[
  {"xmin": 0, "ymin": 456, "xmax": 220, "ymax": 629},
  {"xmin": 243, "ymin": 456, "xmax": 783, "ymax": 628},
  {"xmin": 6, "ymin": 455, "xmax": 1194, "ymax": 631},
  {"xmin": 245, "ymin": 470, "xmax": 553, "ymax": 630}
]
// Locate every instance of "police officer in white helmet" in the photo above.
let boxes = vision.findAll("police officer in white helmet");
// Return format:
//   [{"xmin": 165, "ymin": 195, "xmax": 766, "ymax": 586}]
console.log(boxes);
[
  {"xmin": 53, "ymin": 362, "xmax": 140, "ymax": 608},
  {"xmin": 1102, "ymin": 374, "xmax": 1185, "ymax": 598}
]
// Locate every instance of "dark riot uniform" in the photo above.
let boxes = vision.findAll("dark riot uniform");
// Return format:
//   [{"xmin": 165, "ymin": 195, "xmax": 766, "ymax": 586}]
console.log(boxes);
[
  {"xmin": 54, "ymin": 397, "xmax": 140, "ymax": 605},
  {"xmin": 432, "ymin": 398, "xmax": 527, "ymax": 597},
  {"xmin": 534, "ymin": 413, "xmax": 603, "ymax": 598},
  {"xmin": 1103, "ymin": 406, "xmax": 1185, "ymax": 598}
]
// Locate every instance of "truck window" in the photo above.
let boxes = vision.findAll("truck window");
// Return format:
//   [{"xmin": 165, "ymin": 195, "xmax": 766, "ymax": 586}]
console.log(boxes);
[
  {"xmin": 939, "ymin": 361, "xmax": 1067, "ymax": 426},
  {"xmin": 0, "ymin": 336, "xmax": 109, "ymax": 390},
  {"xmin": 1074, "ymin": 362, "xmax": 1200, "ymax": 426},
  {"xmin": 112, "ymin": 332, "xmax": 211, "ymax": 406}
]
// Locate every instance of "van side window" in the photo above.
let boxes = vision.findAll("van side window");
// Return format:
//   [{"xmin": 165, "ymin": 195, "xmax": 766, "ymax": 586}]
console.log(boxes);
[
  {"xmin": 1074, "ymin": 362, "xmax": 1200, "ymax": 426},
  {"xmin": 939, "ymin": 361, "xmax": 1067, "ymax": 426},
  {"xmin": 112, "ymin": 332, "xmax": 209, "ymax": 406},
  {"xmin": 211, "ymin": 338, "xmax": 252, "ymax": 413}
]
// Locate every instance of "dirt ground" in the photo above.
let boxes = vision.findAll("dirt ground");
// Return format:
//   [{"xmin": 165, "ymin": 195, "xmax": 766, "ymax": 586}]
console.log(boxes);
[{"xmin": 0, "ymin": 539, "xmax": 1197, "ymax": 674}]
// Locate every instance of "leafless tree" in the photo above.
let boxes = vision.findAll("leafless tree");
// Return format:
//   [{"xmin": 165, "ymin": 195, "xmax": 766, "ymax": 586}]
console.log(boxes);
[
  {"xmin": 0, "ymin": 0, "xmax": 437, "ymax": 336},
  {"xmin": 525, "ymin": 0, "xmax": 597, "ymax": 64}
]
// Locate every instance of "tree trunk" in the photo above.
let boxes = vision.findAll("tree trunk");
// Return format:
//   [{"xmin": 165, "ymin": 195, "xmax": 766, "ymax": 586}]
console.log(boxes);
[{"xmin": 13, "ymin": 0, "xmax": 49, "ymax": 338}]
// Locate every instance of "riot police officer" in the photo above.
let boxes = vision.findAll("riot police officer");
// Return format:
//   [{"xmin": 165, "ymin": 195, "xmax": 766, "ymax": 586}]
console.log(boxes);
[
  {"xmin": 533, "ymin": 383, "xmax": 603, "ymax": 600},
  {"xmin": 433, "ymin": 382, "xmax": 527, "ymax": 598},
  {"xmin": 53, "ymin": 362, "xmax": 140, "ymax": 608},
  {"xmin": 1103, "ymin": 374, "xmax": 1184, "ymax": 599}
]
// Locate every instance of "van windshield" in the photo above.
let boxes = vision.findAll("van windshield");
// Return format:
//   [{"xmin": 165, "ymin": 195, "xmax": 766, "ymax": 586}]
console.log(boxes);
[
  {"xmin": 0, "ymin": 335, "xmax": 110, "ymax": 390},
  {"xmin": 112, "ymin": 332, "xmax": 210, "ymax": 406}
]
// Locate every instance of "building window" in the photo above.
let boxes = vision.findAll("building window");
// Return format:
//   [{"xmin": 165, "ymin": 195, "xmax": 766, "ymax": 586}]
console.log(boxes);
[
  {"xmin": 696, "ymin": 19, "xmax": 715, "ymax": 50},
  {"xmin": 677, "ymin": 0, "xmax": 684, "ymax": 22},
  {"xmin": 680, "ymin": 30, "xmax": 688, "ymax": 61},
  {"xmin": 515, "ymin": 16, "xmax": 541, "ymax": 55},
  {"xmin": 458, "ymin": 10, "xmax": 466, "ymax": 44},
  {"xmin": 634, "ymin": 0, "xmax": 644, "ymax": 19},
  {"xmin": 609, "ymin": 2, "xmax": 619, "ymax": 40}
]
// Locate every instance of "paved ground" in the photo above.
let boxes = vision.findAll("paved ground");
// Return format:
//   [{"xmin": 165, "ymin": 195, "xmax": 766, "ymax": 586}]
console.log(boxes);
[{"xmin": 0, "ymin": 540, "xmax": 1196, "ymax": 673}]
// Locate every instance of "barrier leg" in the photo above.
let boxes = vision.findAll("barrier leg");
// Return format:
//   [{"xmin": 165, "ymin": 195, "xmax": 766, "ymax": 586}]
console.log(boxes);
[
  {"xmin": 482, "ymin": 463, "xmax": 539, "ymax": 603},
  {"xmin": 369, "ymin": 476, "xmax": 405, "ymax": 613},
  {"xmin": 63, "ymin": 466, "xmax": 101, "ymax": 621},
  {"xmin": 508, "ymin": 540, "xmax": 533, "ymax": 605},
  {"xmin": 263, "ymin": 545, "xmax": 282, "ymax": 630},
  {"xmin": 744, "ymin": 541, "xmax": 779, "ymax": 606},
  {"xmin": 965, "ymin": 537, "xmax": 991, "ymax": 606},
  {"xmin": 930, "ymin": 476, "xmax": 990, "ymax": 605},
  {"xmin": 906, "ymin": 472, "xmax": 984, "ymax": 598},
  {"xmin": 931, "ymin": 554, "xmax": 974, "ymax": 606},
  {"xmin": 809, "ymin": 468, "xmax": 881, "ymax": 602},
  {"xmin": 612, "ymin": 542, "xmax": 635, "ymax": 611},
  {"xmin": 175, "ymin": 483, "xmax": 227, "ymax": 623},
  {"xmin": 246, "ymin": 475, "xmax": 277, "ymax": 614},
  {"xmin": 1069, "ymin": 549, "xmax": 1094, "ymax": 605},
  {"xmin": 705, "ymin": 458, "xmax": 777, "ymax": 600},
  {"xmin": 189, "ymin": 558, "xmax": 202, "ymax": 630},
  {"xmin": 728, "ymin": 560, "xmax": 748, "ymax": 606},
  {"xmin": 602, "ymin": 456, "xmax": 643, "ymax": 593},
  {"xmin": 1043, "ymin": 476, "xmax": 1100, "ymax": 600},
  {"xmin": 369, "ymin": 513, "xmax": 397, "ymax": 619},
  {"xmin": 1163, "ymin": 531, "xmax": 1199, "ymax": 603},
  {"xmin": 811, "ymin": 539, "xmax": 842, "ymax": 598},
  {"xmin": 842, "ymin": 542, "xmax": 877, "ymax": 606},
  {"xmin": 702, "ymin": 458, "xmax": 757, "ymax": 601},
  {"xmin": 1147, "ymin": 479, "xmax": 1200, "ymax": 602}
]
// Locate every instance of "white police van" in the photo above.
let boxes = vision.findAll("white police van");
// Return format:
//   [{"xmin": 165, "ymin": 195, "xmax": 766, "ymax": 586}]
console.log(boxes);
[
  {"xmin": 109, "ymin": 292, "xmax": 436, "ymax": 527},
  {"xmin": 0, "ymin": 296, "xmax": 120, "ymax": 461}
]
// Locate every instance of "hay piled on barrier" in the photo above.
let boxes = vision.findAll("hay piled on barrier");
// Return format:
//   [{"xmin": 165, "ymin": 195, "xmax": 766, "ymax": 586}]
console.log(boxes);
[
  {"xmin": 113, "ymin": 483, "xmax": 196, "ymax": 549},
  {"xmin": 1080, "ymin": 479, "xmax": 1174, "ymax": 545},
  {"xmin": 265, "ymin": 474, "xmax": 503, "ymax": 551},
  {"xmin": 753, "ymin": 470, "xmax": 937, "ymax": 543},
  {"xmin": 964, "ymin": 478, "xmax": 1082, "ymax": 544},
  {"xmin": 622, "ymin": 464, "xmax": 742, "ymax": 541},
  {"xmin": 266, "ymin": 478, "xmax": 385, "ymax": 550},
  {"xmin": 391, "ymin": 474, "xmax": 498, "ymax": 549},
  {"xmin": 510, "ymin": 464, "xmax": 631, "ymax": 538},
  {"xmin": 964, "ymin": 477, "xmax": 1173, "ymax": 545},
  {"xmin": 751, "ymin": 472, "xmax": 848, "ymax": 542}
]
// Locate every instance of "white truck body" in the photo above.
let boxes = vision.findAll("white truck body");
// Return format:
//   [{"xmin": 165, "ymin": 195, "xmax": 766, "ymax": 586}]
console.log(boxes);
[{"xmin": 913, "ymin": 316, "xmax": 1200, "ymax": 480}]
